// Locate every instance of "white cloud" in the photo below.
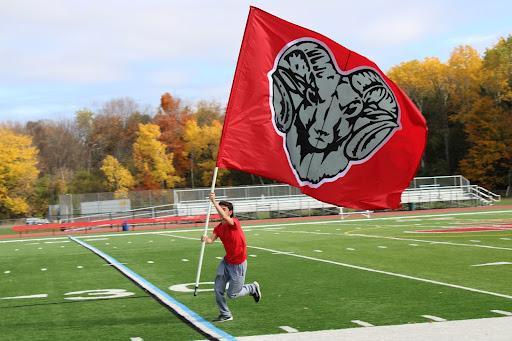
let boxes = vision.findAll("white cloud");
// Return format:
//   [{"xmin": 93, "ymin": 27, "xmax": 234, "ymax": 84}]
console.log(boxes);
[{"xmin": 1, "ymin": 0, "xmax": 511, "ymax": 121}]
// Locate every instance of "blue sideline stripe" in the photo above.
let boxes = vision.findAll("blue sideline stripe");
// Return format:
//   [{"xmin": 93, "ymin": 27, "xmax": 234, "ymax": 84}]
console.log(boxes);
[{"xmin": 69, "ymin": 236, "xmax": 235, "ymax": 341}]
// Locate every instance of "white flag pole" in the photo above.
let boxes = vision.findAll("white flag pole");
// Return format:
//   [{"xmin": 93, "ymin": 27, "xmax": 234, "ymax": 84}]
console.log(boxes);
[{"xmin": 193, "ymin": 166, "xmax": 219, "ymax": 296}]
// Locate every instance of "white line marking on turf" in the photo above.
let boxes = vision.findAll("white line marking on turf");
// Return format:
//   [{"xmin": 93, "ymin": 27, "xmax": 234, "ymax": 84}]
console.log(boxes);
[
  {"xmin": 4, "ymin": 208, "xmax": 511, "ymax": 245},
  {"xmin": 409, "ymin": 244, "xmax": 419, "ymax": 246},
  {"xmin": 44, "ymin": 240, "xmax": 70, "ymax": 244},
  {"xmin": 351, "ymin": 320, "xmax": 374, "ymax": 327},
  {"xmin": 279, "ymin": 326, "xmax": 298, "ymax": 333},
  {"xmin": 181, "ymin": 259, "xmax": 189, "ymax": 262},
  {"xmin": 130, "ymin": 338, "xmax": 144, "ymax": 341},
  {"xmin": 346, "ymin": 248, "xmax": 355, "ymax": 251},
  {"xmin": 77, "ymin": 266, "xmax": 83, "ymax": 269},
  {"xmin": 14, "ymin": 249, "xmax": 19, "ymax": 251},
  {"xmin": 471, "ymin": 262, "xmax": 512, "ymax": 267},
  {"xmin": 313, "ymin": 249, "xmax": 323, "ymax": 252},
  {"xmin": 249, "ymin": 254, "xmax": 257, "ymax": 257},
  {"xmin": 422, "ymin": 315, "xmax": 447, "ymax": 322},
  {"xmin": 500, "ymin": 238, "xmax": 511, "ymax": 240},
  {"xmin": 378, "ymin": 246, "xmax": 388, "ymax": 249},
  {"xmin": 491, "ymin": 310, "xmax": 512, "ymax": 316},
  {"xmin": 4, "ymin": 271, "xmax": 11, "ymax": 274},
  {"xmin": 41, "ymin": 268, "xmax": 47, "ymax": 271},
  {"xmin": 82, "ymin": 238, "xmax": 109, "ymax": 241},
  {"xmin": 247, "ymin": 245, "xmax": 512, "ymax": 300},
  {"xmin": 1, "ymin": 294, "xmax": 48, "ymax": 300},
  {"xmin": 216, "ymin": 257, "xmax": 223, "ymax": 260},
  {"xmin": 147, "ymin": 261, "xmax": 154, "ymax": 264},
  {"xmin": 37, "ymin": 247, "xmax": 43, "ymax": 249},
  {"xmin": 346, "ymin": 233, "xmax": 512, "ymax": 251},
  {"xmin": 470, "ymin": 240, "xmax": 481, "ymax": 243},
  {"xmin": 104, "ymin": 263, "xmax": 128, "ymax": 266}
]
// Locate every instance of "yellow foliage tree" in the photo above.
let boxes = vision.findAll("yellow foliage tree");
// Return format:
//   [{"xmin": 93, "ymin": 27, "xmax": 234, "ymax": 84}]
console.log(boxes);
[
  {"xmin": 100, "ymin": 155, "xmax": 135, "ymax": 197},
  {"xmin": 132, "ymin": 123, "xmax": 182, "ymax": 189},
  {"xmin": 183, "ymin": 118, "xmax": 228, "ymax": 186},
  {"xmin": 0, "ymin": 128, "xmax": 39, "ymax": 217},
  {"xmin": 447, "ymin": 45, "xmax": 482, "ymax": 119}
]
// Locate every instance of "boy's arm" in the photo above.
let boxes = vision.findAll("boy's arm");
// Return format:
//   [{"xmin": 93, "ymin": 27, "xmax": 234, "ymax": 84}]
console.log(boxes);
[
  {"xmin": 209, "ymin": 193, "xmax": 234, "ymax": 226},
  {"xmin": 201, "ymin": 232, "xmax": 218, "ymax": 244}
]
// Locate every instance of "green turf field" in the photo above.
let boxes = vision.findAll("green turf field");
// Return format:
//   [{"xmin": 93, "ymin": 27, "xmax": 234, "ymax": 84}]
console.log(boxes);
[{"xmin": 1, "ymin": 208, "xmax": 512, "ymax": 340}]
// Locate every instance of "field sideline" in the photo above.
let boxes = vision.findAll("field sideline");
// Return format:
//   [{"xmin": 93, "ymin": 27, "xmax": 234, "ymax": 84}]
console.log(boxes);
[{"xmin": 1, "ymin": 206, "xmax": 512, "ymax": 340}]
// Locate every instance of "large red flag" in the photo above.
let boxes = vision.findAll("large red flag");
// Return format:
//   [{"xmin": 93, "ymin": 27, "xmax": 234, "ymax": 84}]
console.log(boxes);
[{"xmin": 217, "ymin": 7, "xmax": 427, "ymax": 210}]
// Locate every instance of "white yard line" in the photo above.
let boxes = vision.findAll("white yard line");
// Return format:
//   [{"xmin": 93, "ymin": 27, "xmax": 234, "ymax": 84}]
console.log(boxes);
[
  {"xmin": 2, "ymin": 208, "xmax": 511, "ymax": 244},
  {"xmin": 247, "ymin": 245, "xmax": 512, "ymax": 300},
  {"xmin": 346, "ymin": 233, "xmax": 512, "ymax": 251},
  {"xmin": 471, "ymin": 262, "xmax": 512, "ymax": 267},
  {"xmin": 351, "ymin": 320, "xmax": 374, "ymax": 327},
  {"xmin": 158, "ymin": 232, "xmax": 512, "ymax": 300},
  {"xmin": 1, "ymin": 294, "xmax": 48, "ymax": 300},
  {"xmin": 422, "ymin": 315, "xmax": 447, "ymax": 322},
  {"xmin": 491, "ymin": 310, "xmax": 512, "ymax": 316},
  {"xmin": 271, "ymin": 229, "xmax": 512, "ymax": 252},
  {"xmin": 279, "ymin": 326, "xmax": 298, "ymax": 333}
]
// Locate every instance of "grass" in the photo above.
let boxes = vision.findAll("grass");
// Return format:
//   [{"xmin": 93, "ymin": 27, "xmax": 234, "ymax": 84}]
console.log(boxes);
[{"xmin": 1, "ymin": 207, "xmax": 512, "ymax": 339}]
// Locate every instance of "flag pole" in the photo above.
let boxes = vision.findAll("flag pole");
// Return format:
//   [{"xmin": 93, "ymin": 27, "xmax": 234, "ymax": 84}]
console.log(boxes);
[{"xmin": 194, "ymin": 166, "xmax": 219, "ymax": 296}]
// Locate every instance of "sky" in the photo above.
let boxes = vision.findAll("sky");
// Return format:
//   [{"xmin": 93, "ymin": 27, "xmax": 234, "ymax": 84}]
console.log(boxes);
[{"xmin": 1, "ymin": 0, "xmax": 511, "ymax": 123}]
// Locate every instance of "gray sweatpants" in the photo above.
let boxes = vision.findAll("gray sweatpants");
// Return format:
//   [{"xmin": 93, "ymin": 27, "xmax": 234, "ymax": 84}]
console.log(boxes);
[{"xmin": 215, "ymin": 259, "xmax": 257, "ymax": 318}]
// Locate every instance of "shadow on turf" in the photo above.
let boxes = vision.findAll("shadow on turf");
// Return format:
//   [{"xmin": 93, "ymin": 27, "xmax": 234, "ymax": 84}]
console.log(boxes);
[{"xmin": 0, "ymin": 294, "xmax": 149, "ymax": 309}]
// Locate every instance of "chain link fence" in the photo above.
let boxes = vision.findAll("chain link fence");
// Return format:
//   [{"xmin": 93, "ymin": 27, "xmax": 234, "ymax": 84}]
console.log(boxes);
[{"xmin": 49, "ymin": 175, "xmax": 498, "ymax": 221}]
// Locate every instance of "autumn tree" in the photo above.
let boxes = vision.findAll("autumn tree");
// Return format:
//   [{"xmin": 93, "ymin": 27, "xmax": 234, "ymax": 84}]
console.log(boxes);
[
  {"xmin": 132, "ymin": 123, "xmax": 182, "ymax": 189},
  {"xmin": 153, "ymin": 93, "xmax": 192, "ymax": 185},
  {"xmin": 100, "ymin": 155, "xmax": 135, "ymax": 197},
  {"xmin": 88, "ymin": 98, "xmax": 151, "ymax": 169},
  {"xmin": 389, "ymin": 57, "xmax": 452, "ymax": 174},
  {"xmin": 26, "ymin": 120, "xmax": 85, "ymax": 174},
  {"xmin": 454, "ymin": 36, "xmax": 512, "ymax": 189},
  {"xmin": 0, "ymin": 128, "xmax": 39, "ymax": 218},
  {"xmin": 183, "ymin": 117, "xmax": 230, "ymax": 186}
]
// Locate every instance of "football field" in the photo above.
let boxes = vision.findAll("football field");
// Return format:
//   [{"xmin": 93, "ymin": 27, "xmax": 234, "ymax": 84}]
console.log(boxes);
[{"xmin": 1, "ymin": 208, "xmax": 512, "ymax": 340}]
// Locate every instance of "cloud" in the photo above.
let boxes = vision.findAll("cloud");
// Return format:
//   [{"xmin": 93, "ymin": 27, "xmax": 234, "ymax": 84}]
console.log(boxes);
[{"xmin": 1, "ymin": 0, "xmax": 511, "ymax": 122}]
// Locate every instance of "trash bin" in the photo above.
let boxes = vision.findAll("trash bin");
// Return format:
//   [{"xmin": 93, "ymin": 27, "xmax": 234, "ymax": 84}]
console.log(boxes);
[{"xmin": 122, "ymin": 221, "xmax": 130, "ymax": 231}]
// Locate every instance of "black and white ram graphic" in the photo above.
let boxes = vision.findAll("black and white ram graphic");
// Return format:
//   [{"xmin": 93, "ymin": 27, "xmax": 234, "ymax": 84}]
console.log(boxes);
[{"xmin": 269, "ymin": 39, "xmax": 400, "ymax": 186}]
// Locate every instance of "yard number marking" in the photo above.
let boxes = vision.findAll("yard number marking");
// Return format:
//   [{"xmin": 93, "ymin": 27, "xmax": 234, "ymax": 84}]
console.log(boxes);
[{"xmin": 64, "ymin": 289, "xmax": 135, "ymax": 300}]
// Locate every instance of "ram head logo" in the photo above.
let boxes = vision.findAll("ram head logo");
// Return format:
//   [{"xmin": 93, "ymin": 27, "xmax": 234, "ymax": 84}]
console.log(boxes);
[{"xmin": 269, "ymin": 39, "xmax": 400, "ymax": 186}]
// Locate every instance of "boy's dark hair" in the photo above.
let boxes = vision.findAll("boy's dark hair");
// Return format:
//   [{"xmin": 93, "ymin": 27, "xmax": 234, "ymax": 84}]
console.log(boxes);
[{"xmin": 218, "ymin": 201, "xmax": 234, "ymax": 217}]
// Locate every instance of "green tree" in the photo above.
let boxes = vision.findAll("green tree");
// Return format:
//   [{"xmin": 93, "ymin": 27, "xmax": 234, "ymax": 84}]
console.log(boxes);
[{"xmin": 0, "ymin": 128, "xmax": 39, "ymax": 218}]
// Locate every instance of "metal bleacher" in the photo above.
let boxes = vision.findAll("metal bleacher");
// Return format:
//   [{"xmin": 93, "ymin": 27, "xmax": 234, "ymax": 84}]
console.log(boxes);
[
  {"xmin": 401, "ymin": 176, "xmax": 501, "ymax": 206},
  {"xmin": 56, "ymin": 175, "xmax": 501, "ymax": 223},
  {"xmin": 174, "ymin": 175, "xmax": 501, "ymax": 217}
]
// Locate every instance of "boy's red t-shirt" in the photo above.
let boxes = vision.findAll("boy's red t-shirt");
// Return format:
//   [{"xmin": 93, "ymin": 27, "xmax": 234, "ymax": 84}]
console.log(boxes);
[{"xmin": 213, "ymin": 218, "xmax": 247, "ymax": 264}]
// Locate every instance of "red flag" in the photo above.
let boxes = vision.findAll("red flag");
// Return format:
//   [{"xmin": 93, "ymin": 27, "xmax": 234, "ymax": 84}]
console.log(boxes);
[{"xmin": 217, "ymin": 7, "xmax": 427, "ymax": 210}]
